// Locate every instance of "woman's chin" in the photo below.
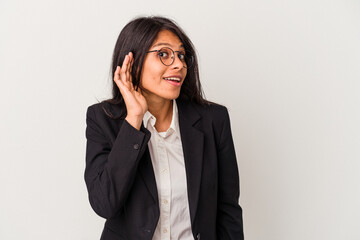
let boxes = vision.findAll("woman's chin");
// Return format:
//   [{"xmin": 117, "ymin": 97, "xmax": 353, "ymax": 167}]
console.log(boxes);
[{"xmin": 143, "ymin": 88, "xmax": 181, "ymax": 102}]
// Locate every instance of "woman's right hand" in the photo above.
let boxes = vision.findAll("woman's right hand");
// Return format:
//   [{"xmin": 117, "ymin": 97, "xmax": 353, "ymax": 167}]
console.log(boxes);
[{"xmin": 114, "ymin": 52, "xmax": 147, "ymax": 130}]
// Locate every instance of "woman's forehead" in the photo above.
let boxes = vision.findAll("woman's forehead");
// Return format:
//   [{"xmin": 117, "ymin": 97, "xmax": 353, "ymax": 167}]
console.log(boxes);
[{"xmin": 151, "ymin": 30, "xmax": 184, "ymax": 49}]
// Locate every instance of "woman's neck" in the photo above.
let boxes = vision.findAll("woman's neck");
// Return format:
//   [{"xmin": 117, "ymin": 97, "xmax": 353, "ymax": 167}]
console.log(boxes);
[{"xmin": 146, "ymin": 98, "xmax": 173, "ymax": 132}]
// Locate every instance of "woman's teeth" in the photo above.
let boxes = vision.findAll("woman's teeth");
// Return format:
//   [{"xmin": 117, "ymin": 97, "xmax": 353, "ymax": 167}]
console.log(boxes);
[{"xmin": 164, "ymin": 77, "xmax": 180, "ymax": 82}]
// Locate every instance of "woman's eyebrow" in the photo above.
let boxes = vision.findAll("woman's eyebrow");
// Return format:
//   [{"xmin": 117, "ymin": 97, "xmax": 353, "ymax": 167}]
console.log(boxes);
[{"xmin": 152, "ymin": 42, "xmax": 184, "ymax": 48}]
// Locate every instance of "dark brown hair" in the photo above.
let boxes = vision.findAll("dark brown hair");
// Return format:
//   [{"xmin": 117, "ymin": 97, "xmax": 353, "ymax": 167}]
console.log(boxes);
[{"xmin": 103, "ymin": 16, "xmax": 209, "ymax": 118}]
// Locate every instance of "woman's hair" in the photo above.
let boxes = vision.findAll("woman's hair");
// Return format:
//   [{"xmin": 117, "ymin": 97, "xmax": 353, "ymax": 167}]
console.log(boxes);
[{"xmin": 103, "ymin": 16, "xmax": 209, "ymax": 118}]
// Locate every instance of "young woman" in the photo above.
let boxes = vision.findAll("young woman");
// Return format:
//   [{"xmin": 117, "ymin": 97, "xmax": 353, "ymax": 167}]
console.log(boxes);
[{"xmin": 85, "ymin": 16, "xmax": 244, "ymax": 240}]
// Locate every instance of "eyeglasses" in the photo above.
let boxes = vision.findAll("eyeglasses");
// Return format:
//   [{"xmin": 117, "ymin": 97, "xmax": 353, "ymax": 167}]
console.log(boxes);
[{"xmin": 147, "ymin": 47, "xmax": 193, "ymax": 68}]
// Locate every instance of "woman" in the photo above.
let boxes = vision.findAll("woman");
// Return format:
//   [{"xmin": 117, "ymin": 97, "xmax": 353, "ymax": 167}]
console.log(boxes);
[{"xmin": 85, "ymin": 16, "xmax": 244, "ymax": 240}]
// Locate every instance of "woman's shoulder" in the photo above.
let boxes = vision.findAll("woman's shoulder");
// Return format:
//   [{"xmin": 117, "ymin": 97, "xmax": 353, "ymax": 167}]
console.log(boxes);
[
  {"xmin": 87, "ymin": 101, "xmax": 126, "ymax": 121},
  {"xmin": 177, "ymin": 99, "xmax": 230, "ymax": 125},
  {"xmin": 190, "ymin": 100, "xmax": 229, "ymax": 118},
  {"xmin": 86, "ymin": 101, "xmax": 127, "ymax": 137},
  {"xmin": 86, "ymin": 102, "xmax": 103, "ymax": 114},
  {"xmin": 184, "ymin": 100, "xmax": 233, "ymax": 142}
]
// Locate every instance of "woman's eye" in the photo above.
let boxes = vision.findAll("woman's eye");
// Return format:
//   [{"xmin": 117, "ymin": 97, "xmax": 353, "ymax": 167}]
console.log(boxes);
[
  {"xmin": 158, "ymin": 51, "xmax": 169, "ymax": 58},
  {"xmin": 178, "ymin": 53, "xmax": 185, "ymax": 60}
]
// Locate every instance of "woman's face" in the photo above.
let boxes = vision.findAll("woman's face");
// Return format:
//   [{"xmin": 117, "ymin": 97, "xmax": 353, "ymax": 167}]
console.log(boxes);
[{"xmin": 140, "ymin": 29, "xmax": 187, "ymax": 102}]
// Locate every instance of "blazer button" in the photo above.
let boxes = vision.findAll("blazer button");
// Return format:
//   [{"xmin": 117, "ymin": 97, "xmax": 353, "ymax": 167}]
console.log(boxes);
[{"xmin": 133, "ymin": 143, "xmax": 139, "ymax": 150}]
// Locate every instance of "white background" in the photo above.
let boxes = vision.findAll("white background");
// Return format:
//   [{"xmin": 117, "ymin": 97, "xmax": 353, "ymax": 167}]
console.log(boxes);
[{"xmin": 1, "ymin": 0, "xmax": 359, "ymax": 239}]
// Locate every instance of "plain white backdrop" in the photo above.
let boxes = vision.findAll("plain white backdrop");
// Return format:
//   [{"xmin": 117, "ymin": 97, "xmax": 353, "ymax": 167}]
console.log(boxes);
[{"xmin": 1, "ymin": 0, "xmax": 359, "ymax": 239}]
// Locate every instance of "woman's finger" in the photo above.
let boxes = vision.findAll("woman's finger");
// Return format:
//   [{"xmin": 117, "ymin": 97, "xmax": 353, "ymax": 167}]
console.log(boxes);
[
  {"xmin": 129, "ymin": 53, "xmax": 134, "ymax": 75},
  {"xmin": 114, "ymin": 66, "xmax": 123, "ymax": 85},
  {"xmin": 114, "ymin": 54, "xmax": 137, "ymax": 96},
  {"xmin": 128, "ymin": 52, "xmax": 133, "ymax": 72},
  {"xmin": 128, "ymin": 53, "xmax": 136, "ymax": 92},
  {"xmin": 120, "ymin": 55, "xmax": 130, "ymax": 85},
  {"xmin": 114, "ymin": 66, "xmax": 122, "ymax": 84},
  {"xmin": 137, "ymin": 86, "xmax": 144, "ymax": 96},
  {"xmin": 128, "ymin": 53, "xmax": 134, "ymax": 79},
  {"xmin": 129, "ymin": 53, "xmax": 135, "ymax": 85},
  {"xmin": 114, "ymin": 70, "xmax": 127, "ymax": 94},
  {"xmin": 129, "ymin": 54, "xmax": 133, "ymax": 73},
  {"xmin": 125, "ymin": 53, "xmax": 131, "ymax": 82},
  {"xmin": 114, "ymin": 65, "xmax": 130, "ymax": 94},
  {"xmin": 114, "ymin": 66, "xmax": 120, "ymax": 80}
]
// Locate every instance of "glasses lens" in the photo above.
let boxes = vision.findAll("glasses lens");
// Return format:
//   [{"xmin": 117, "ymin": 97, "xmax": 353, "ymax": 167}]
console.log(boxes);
[
  {"xmin": 158, "ymin": 48, "xmax": 173, "ymax": 66},
  {"xmin": 158, "ymin": 47, "xmax": 194, "ymax": 68},
  {"xmin": 183, "ymin": 50, "xmax": 193, "ymax": 68},
  {"xmin": 175, "ymin": 50, "xmax": 193, "ymax": 69}
]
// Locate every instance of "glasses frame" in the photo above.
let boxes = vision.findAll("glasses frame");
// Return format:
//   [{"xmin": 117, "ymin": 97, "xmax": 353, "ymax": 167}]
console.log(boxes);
[{"xmin": 146, "ymin": 47, "xmax": 193, "ymax": 68}]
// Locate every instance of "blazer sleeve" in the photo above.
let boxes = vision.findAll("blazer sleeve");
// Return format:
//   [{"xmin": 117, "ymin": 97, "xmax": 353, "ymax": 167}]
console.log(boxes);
[
  {"xmin": 216, "ymin": 107, "xmax": 244, "ymax": 239},
  {"xmin": 85, "ymin": 105, "xmax": 150, "ymax": 219}
]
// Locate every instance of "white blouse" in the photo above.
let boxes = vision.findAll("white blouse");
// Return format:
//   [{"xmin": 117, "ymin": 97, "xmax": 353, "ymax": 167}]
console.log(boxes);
[{"xmin": 143, "ymin": 99, "xmax": 193, "ymax": 240}]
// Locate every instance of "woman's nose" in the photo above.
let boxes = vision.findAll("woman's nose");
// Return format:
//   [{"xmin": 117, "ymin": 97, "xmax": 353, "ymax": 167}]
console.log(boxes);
[{"xmin": 171, "ymin": 54, "xmax": 186, "ymax": 69}]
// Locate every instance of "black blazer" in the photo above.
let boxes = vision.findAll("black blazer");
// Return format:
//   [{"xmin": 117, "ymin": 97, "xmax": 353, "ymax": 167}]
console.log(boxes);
[{"xmin": 85, "ymin": 99, "xmax": 244, "ymax": 240}]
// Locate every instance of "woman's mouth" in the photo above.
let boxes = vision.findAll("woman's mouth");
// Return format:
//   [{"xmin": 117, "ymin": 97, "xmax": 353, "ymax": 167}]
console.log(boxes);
[{"xmin": 163, "ymin": 77, "xmax": 182, "ymax": 86}]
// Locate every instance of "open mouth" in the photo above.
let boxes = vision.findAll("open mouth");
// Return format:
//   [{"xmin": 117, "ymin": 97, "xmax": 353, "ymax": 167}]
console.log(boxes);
[
  {"xmin": 163, "ymin": 77, "xmax": 181, "ymax": 82},
  {"xmin": 163, "ymin": 77, "xmax": 182, "ymax": 86}
]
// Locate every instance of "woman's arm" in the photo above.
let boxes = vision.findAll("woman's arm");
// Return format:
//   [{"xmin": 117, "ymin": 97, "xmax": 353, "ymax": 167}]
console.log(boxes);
[
  {"xmin": 216, "ymin": 107, "xmax": 244, "ymax": 239},
  {"xmin": 85, "ymin": 52, "xmax": 150, "ymax": 219},
  {"xmin": 85, "ymin": 105, "xmax": 150, "ymax": 219}
]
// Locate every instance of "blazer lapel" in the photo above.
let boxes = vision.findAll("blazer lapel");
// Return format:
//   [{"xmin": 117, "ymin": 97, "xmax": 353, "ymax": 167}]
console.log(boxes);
[{"xmin": 176, "ymin": 99, "xmax": 204, "ymax": 226}]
